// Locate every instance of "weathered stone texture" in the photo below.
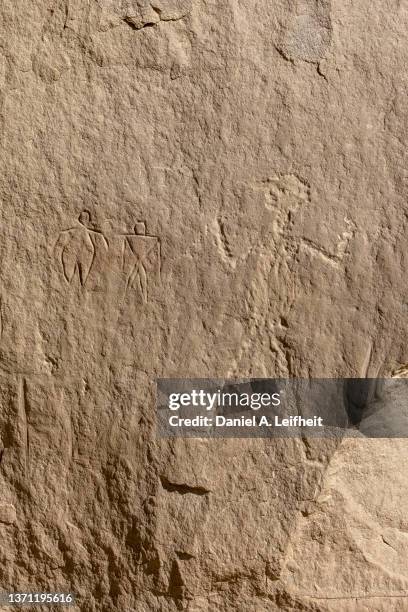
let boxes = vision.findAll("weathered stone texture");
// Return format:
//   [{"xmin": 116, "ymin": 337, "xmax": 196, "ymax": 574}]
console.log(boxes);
[{"xmin": 0, "ymin": 0, "xmax": 407, "ymax": 610}]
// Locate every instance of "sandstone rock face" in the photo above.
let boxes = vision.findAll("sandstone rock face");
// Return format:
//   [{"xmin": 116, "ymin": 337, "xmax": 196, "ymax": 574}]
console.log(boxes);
[{"xmin": 0, "ymin": 0, "xmax": 407, "ymax": 610}]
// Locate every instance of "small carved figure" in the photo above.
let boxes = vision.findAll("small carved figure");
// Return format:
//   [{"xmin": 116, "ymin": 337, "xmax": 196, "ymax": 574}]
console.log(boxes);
[
  {"xmin": 121, "ymin": 221, "xmax": 161, "ymax": 303},
  {"xmin": 54, "ymin": 211, "xmax": 109, "ymax": 287}
]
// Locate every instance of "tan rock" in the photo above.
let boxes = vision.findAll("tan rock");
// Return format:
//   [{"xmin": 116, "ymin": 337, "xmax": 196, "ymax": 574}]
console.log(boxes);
[
  {"xmin": 0, "ymin": 0, "xmax": 407, "ymax": 609},
  {"xmin": 0, "ymin": 503, "xmax": 16, "ymax": 525}
]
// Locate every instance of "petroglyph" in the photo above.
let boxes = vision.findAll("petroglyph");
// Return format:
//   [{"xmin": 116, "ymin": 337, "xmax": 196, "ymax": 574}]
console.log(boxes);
[
  {"xmin": 53, "ymin": 213, "xmax": 162, "ymax": 304},
  {"xmin": 1, "ymin": 0, "xmax": 407, "ymax": 608},
  {"xmin": 121, "ymin": 221, "xmax": 161, "ymax": 302},
  {"xmin": 54, "ymin": 212, "xmax": 109, "ymax": 288},
  {"xmin": 263, "ymin": 175, "xmax": 355, "ymax": 268},
  {"xmin": 300, "ymin": 218, "xmax": 356, "ymax": 267}
]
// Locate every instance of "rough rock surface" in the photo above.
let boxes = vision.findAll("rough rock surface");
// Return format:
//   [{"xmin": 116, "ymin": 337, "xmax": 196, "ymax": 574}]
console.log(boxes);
[{"xmin": 0, "ymin": 0, "xmax": 408, "ymax": 610}]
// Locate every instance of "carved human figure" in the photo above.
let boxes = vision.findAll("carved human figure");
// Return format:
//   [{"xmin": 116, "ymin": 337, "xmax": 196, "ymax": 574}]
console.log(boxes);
[
  {"xmin": 121, "ymin": 221, "xmax": 160, "ymax": 303},
  {"xmin": 54, "ymin": 211, "xmax": 109, "ymax": 287}
]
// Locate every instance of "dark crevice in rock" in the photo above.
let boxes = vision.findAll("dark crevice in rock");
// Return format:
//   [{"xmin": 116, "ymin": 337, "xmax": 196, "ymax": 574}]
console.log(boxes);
[
  {"xmin": 274, "ymin": 44, "xmax": 294, "ymax": 63},
  {"xmin": 160, "ymin": 476, "xmax": 210, "ymax": 496},
  {"xmin": 123, "ymin": 18, "xmax": 157, "ymax": 30},
  {"xmin": 176, "ymin": 551, "xmax": 195, "ymax": 560},
  {"xmin": 123, "ymin": 6, "xmax": 189, "ymax": 31},
  {"xmin": 167, "ymin": 561, "xmax": 184, "ymax": 599},
  {"xmin": 316, "ymin": 62, "xmax": 328, "ymax": 81},
  {"xmin": 151, "ymin": 5, "xmax": 162, "ymax": 18}
]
